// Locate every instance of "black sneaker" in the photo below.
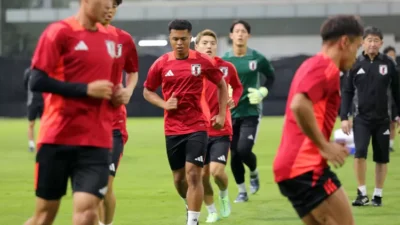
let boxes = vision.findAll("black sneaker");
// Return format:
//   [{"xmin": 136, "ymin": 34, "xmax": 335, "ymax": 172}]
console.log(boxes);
[
  {"xmin": 234, "ymin": 192, "xmax": 248, "ymax": 203},
  {"xmin": 371, "ymin": 195, "xmax": 382, "ymax": 206},
  {"xmin": 352, "ymin": 189, "xmax": 369, "ymax": 206}
]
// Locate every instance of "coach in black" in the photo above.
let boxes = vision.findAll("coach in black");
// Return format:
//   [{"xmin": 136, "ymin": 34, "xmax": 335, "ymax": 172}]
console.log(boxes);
[{"xmin": 340, "ymin": 26, "xmax": 400, "ymax": 207}]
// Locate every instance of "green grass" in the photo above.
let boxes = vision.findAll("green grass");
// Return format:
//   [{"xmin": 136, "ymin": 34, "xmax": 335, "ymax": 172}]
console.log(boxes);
[{"xmin": 1, "ymin": 117, "xmax": 400, "ymax": 225}]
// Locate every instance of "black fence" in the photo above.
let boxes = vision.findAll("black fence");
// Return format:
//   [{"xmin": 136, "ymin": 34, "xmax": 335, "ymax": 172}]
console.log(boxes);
[{"xmin": 0, "ymin": 54, "xmax": 312, "ymax": 118}]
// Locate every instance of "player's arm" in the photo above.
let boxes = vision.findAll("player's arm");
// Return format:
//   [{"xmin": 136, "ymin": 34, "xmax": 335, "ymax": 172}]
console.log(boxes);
[
  {"xmin": 228, "ymin": 63, "xmax": 243, "ymax": 106},
  {"xmin": 30, "ymin": 24, "xmax": 112, "ymax": 99},
  {"xmin": 389, "ymin": 60, "xmax": 400, "ymax": 118},
  {"xmin": 247, "ymin": 55, "xmax": 274, "ymax": 104},
  {"xmin": 143, "ymin": 58, "xmax": 169, "ymax": 109},
  {"xmin": 340, "ymin": 69, "xmax": 356, "ymax": 121},
  {"xmin": 205, "ymin": 60, "xmax": 228, "ymax": 119},
  {"xmin": 290, "ymin": 67, "xmax": 329, "ymax": 149}
]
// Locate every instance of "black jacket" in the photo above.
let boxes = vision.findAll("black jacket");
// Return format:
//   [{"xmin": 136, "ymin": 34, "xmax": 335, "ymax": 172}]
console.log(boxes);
[{"xmin": 340, "ymin": 52, "xmax": 400, "ymax": 121}]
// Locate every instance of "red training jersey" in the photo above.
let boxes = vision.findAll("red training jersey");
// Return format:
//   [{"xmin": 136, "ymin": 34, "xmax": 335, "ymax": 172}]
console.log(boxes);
[
  {"xmin": 106, "ymin": 25, "xmax": 139, "ymax": 144},
  {"xmin": 205, "ymin": 57, "xmax": 243, "ymax": 137},
  {"xmin": 31, "ymin": 17, "xmax": 118, "ymax": 149},
  {"xmin": 273, "ymin": 53, "xmax": 341, "ymax": 182},
  {"xmin": 144, "ymin": 50, "xmax": 223, "ymax": 135}
]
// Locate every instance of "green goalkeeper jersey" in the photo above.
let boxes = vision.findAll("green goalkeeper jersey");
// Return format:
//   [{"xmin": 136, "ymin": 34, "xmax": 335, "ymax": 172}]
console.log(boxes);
[{"xmin": 222, "ymin": 47, "xmax": 275, "ymax": 119}]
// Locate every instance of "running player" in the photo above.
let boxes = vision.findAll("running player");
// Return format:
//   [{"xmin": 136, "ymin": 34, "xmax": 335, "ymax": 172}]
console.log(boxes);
[
  {"xmin": 194, "ymin": 29, "xmax": 243, "ymax": 222},
  {"xmin": 98, "ymin": 1, "xmax": 139, "ymax": 225},
  {"xmin": 24, "ymin": 0, "xmax": 117, "ymax": 224},
  {"xmin": 222, "ymin": 19, "xmax": 275, "ymax": 202},
  {"xmin": 143, "ymin": 20, "xmax": 228, "ymax": 225},
  {"xmin": 273, "ymin": 15, "xmax": 363, "ymax": 225}
]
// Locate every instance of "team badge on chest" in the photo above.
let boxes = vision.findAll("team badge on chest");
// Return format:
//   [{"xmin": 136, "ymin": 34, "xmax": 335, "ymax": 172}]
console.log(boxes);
[
  {"xmin": 105, "ymin": 40, "xmax": 117, "ymax": 58},
  {"xmin": 116, "ymin": 44, "xmax": 123, "ymax": 58},
  {"xmin": 379, "ymin": 64, "xmax": 388, "ymax": 75},
  {"xmin": 220, "ymin": 67, "xmax": 228, "ymax": 77},
  {"xmin": 249, "ymin": 60, "xmax": 257, "ymax": 71},
  {"xmin": 191, "ymin": 64, "xmax": 201, "ymax": 76}
]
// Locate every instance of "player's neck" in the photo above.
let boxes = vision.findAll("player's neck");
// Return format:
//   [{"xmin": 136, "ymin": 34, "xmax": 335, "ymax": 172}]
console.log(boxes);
[
  {"xmin": 174, "ymin": 51, "xmax": 189, "ymax": 59},
  {"xmin": 366, "ymin": 53, "xmax": 378, "ymax": 61},
  {"xmin": 233, "ymin": 45, "xmax": 247, "ymax": 57},
  {"xmin": 320, "ymin": 45, "xmax": 341, "ymax": 69},
  {"xmin": 75, "ymin": 9, "xmax": 98, "ymax": 31}
]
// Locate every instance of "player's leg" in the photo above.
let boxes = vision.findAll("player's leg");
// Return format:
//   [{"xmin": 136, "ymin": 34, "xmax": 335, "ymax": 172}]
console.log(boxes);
[
  {"xmin": 230, "ymin": 118, "xmax": 248, "ymax": 202},
  {"xmin": 99, "ymin": 129, "xmax": 124, "ymax": 225},
  {"xmin": 72, "ymin": 147, "xmax": 109, "ymax": 225},
  {"xmin": 27, "ymin": 104, "xmax": 37, "ymax": 152},
  {"xmin": 185, "ymin": 131, "xmax": 208, "ymax": 225},
  {"xmin": 389, "ymin": 121, "xmax": 395, "ymax": 152},
  {"xmin": 202, "ymin": 140, "xmax": 219, "ymax": 223},
  {"xmin": 352, "ymin": 116, "xmax": 372, "ymax": 206},
  {"xmin": 370, "ymin": 120, "xmax": 390, "ymax": 206},
  {"xmin": 208, "ymin": 136, "xmax": 231, "ymax": 218},
  {"xmin": 166, "ymin": 135, "xmax": 189, "ymax": 221},
  {"xmin": 24, "ymin": 144, "xmax": 70, "ymax": 225},
  {"xmin": 236, "ymin": 116, "xmax": 260, "ymax": 194}
]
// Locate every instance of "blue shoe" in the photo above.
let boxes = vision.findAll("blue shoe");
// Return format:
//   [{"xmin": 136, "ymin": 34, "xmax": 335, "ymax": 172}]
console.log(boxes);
[
  {"xmin": 234, "ymin": 192, "xmax": 248, "ymax": 203},
  {"xmin": 250, "ymin": 176, "xmax": 260, "ymax": 194}
]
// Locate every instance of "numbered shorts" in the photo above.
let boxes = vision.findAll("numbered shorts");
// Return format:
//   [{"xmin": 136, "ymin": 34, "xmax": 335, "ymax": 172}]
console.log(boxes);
[
  {"xmin": 204, "ymin": 135, "xmax": 230, "ymax": 165},
  {"xmin": 277, "ymin": 167, "xmax": 342, "ymax": 218},
  {"xmin": 165, "ymin": 131, "xmax": 208, "ymax": 170},
  {"xmin": 109, "ymin": 129, "xmax": 124, "ymax": 177},
  {"xmin": 35, "ymin": 144, "xmax": 109, "ymax": 200}
]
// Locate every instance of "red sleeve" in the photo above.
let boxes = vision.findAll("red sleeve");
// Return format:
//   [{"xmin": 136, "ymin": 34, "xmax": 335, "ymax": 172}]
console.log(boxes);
[
  {"xmin": 31, "ymin": 22, "xmax": 66, "ymax": 76},
  {"xmin": 123, "ymin": 35, "xmax": 139, "ymax": 73},
  {"xmin": 227, "ymin": 62, "xmax": 243, "ymax": 104},
  {"xmin": 143, "ymin": 57, "xmax": 163, "ymax": 91},
  {"xmin": 297, "ymin": 66, "xmax": 328, "ymax": 103},
  {"xmin": 202, "ymin": 55, "xmax": 223, "ymax": 85}
]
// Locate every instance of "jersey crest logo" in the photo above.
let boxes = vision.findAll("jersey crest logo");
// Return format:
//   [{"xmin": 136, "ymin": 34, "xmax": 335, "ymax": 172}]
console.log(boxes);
[
  {"xmin": 249, "ymin": 60, "xmax": 257, "ymax": 71},
  {"xmin": 105, "ymin": 40, "xmax": 117, "ymax": 58},
  {"xmin": 191, "ymin": 64, "xmax": 201, "ymax": 76},
  {"xmin": 220, "ymin": 66, "xmax": 228, "ymax": 77},
  {"xmin": 116, "ymin": 44, "xmax": 123, "ymax": 58},
  {"xmin": 379, "ymin": 64, "xmax": 388, "ymax": 75}
]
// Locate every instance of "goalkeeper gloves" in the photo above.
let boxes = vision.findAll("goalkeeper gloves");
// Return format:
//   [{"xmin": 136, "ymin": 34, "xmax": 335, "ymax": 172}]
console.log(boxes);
[{"xmin": 247, "ymin": 87, "xmax": 268, "ymax": 105}]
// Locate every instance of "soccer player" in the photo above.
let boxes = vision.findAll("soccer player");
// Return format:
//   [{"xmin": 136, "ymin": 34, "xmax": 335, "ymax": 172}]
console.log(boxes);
[
  {"xmin": 24, "ymin": 0, "xmax": 118, "ymax": 225},
  {"xmin": 97, "ymin": 1, "xmax": 139, "ymax": 225},
  {"xmin": 23, "ymin": 67, "xmax": 44, "ymax": 152},
  {"xmin": 222, "ymin": 19, "xmax": 275, "ymax": 202},
  {"xmin": 143, "ymin": 20, "xmax": 228, "ymax": 225},
  {"xmin": 194, "ymin": 29, "xmax": 243, "ymax": 222},
  {"xmin": 273, "ymin": 15, "xmax": 363, "ymax": 225},
  {"xmin": 383, "ymin": 46, "xmax": 398, "ymax": 152},
  {"xmin": 341, "ymin": 27, "xmax": 400, "ymax": 207}
]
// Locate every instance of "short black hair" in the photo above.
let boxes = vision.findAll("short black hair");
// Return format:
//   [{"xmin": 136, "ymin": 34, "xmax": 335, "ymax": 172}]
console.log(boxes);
[
  {"xmin": 168, "ymin": 19, "xmax": 192, "ymax": 33},
  {"xmin": 363, "ymin": 26, "xmax": 383, "ymax": 40},
  {"xmin": 383, "ymin": 46, "xmax": 396, "ymax": 54},
  {"xmin": 230, "ymin": 20, "xmax": 251, "ymax": 34},
  {"xmin": 115, "ymin": 0, "xmax": 122, "ymax": 5},
  {"xmin": 320, "ymin": 15, "xmax": 364, "ymax": 42}
]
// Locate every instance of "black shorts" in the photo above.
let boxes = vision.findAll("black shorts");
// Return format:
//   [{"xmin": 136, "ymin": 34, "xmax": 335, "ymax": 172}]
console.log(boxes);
[
  {"xmin": 27, "ymin": 103, "xmax": 43, "ymax": 121},
  {"xmin": 165, "ymin": 131, "xmax": 208, "ymax": 171},
  {"xmin": 35, "ymin": 144, "xmax": 110, "ymax": 200},
  {"xmin": 353, "ymin": 116, "xmax": 390, "ymax": 163},
  {"xmin": 205, "ymin": 136, "xmax": 230, "ymax": 165},
  {"xmin": 109, "ymin": 129, "xmax": 124, "ymax": 177},
  {"xmin": 277, "ymin": 168, "xmax": 341, "ymax": 218},
  {"xmin": 231, "ymin": 116, "xmax": 260, "ymax": 152},
  {"xmin": 391, "ymin": 104, "xmax": 397, "ymax": 122}
]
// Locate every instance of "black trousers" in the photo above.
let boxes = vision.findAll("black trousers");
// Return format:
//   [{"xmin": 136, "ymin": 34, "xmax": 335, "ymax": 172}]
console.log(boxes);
[{"xmin": 230, "ymin": 116, "xmax": 260, "ymax": 184}]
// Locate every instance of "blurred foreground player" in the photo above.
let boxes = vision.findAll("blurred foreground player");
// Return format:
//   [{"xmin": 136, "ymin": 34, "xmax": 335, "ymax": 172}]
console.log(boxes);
[
  {"xmin": 143, "ymin": 20, "xmax": 228, "ymax": 225},
  {"xmin": 273, "ymin": 15, "xmax": 363, "ymax": 225},
  {"xmin": 24, "ymin": 0, "xmax": 117, "ymax": 225},
  {"xmin": 23, "ymin": 68, "xmax": 44, "ymax": 152},
  {"xmin": 195, "ymin": 29, "xmax": 243, "ymax": 222},
  {"xmin": 98, "ymin": 1, "xmax": 139, "ymax": 225},
  {"xmin": 222, "ymin": 20, "xmax": 275, "ymax": 202}
]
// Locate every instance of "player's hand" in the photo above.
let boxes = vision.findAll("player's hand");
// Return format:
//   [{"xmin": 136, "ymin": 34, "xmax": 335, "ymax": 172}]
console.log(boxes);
[
  {"xmin": 211, "ymin": 114, "xmax": 225, "ymax": 130},
  {"xmin": 87, "ymin": 80, "xmax": 114, "ymax": 99},
  {"xmin": 247, "ymin": 87, "xmax": 268, "ymax": 105},
  {"xmin": 320, "ymin": 142, "xmax": 349, "ymax": 168},
  {"xmin": 227, "ymin": 98, "xmax": 235, "ymax": 109},
  {"xmin": 164, "ymin": 92, "xmax": 178, "ymax": 111},
  {"xmin": 111, "ymin": 84, "xmax": 133, "ymax": 106},
  {"xmin": 341, "ymin": 120, "xmax": 352, "ymax": 135}
]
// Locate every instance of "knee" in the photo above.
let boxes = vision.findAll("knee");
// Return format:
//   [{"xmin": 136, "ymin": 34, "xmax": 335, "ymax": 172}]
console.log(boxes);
[
  {"xmin": 186, "ymin": 167, "xmax": 202, "ymax": 186},
  {"xmin": 202, "ymin": 167, "xmax": 210, "ymax": 182},
  {"xmin": 74, "ymin": 209, "xmax": 97, "ymax": 224},
  {"xmin": 34, "ymin": 211, "xmax": 57, "ymax": 225},
  {"xmin": 237, "ymin": 141, "xmax": 253, "ymax": 158},
  {"xmin": 173, "ymin": 174, "xmax": 186, "ymax": 187},
  {"xmin": 210, "ymin": 165, "xmax": 225, "ymax": 180}
]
